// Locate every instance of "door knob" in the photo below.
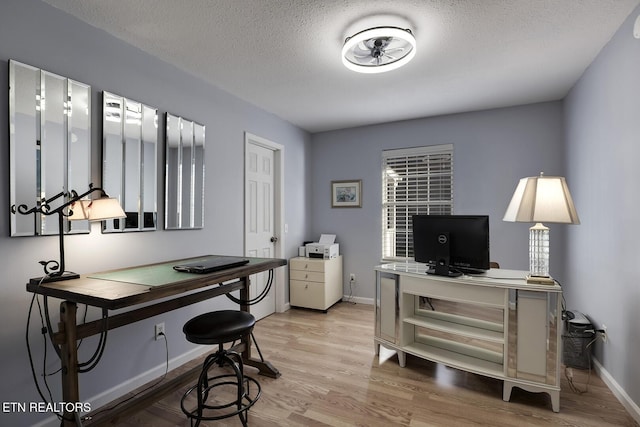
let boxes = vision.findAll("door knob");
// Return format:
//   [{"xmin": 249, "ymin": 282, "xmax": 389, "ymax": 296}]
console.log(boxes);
[{"xmin": 270, "ymin": 236, "xmax": 279, "ymax": 243}]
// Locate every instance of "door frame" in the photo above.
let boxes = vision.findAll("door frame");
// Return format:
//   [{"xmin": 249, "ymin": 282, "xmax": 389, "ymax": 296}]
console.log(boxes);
[{"xmin": 244, "ymin": 132, "xmax": 286, "ymax": 313}]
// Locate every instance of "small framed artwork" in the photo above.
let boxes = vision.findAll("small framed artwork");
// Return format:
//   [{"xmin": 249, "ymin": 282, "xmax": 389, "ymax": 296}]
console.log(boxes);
[{"xmin": 331, "ymin": 180, "xmax": 362, "ymax": 208}]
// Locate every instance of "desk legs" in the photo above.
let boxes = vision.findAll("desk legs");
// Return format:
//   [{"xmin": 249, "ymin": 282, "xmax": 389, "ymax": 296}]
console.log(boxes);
[
  {"xmin": 53, "ymin": 276, "xmax": 280, "ymax": 427},
  {"xmin": 239, "ymin": 275, "xmax": 281, "ymax": 378},
  {"xmin": 59, "ymin": 301, "xmax": 80, "ymax": 426}
]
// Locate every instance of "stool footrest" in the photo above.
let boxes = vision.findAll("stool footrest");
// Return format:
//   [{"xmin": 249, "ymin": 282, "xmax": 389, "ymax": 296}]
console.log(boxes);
[
  {"xmin": 181, "ymin": 348, "xmax": 261, "ymax": 427},
  {"xmin": 181, "ymin": 374, "xmax": 261, "ymax": 422}
]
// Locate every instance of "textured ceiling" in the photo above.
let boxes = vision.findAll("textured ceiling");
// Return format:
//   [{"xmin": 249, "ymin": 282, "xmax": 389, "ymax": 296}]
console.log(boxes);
[{"xmin": 42, "ymin": 0, "xmax": 640, "ymax": 133}]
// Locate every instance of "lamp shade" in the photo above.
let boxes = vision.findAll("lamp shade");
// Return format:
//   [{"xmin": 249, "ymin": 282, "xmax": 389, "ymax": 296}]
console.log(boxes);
[
  {"xmin": 68, "ymin": 198, "xmax": 125, "ymax": 221},
  {"xmin": 503, "ymin": 174, "xmax": 580, "ymax": 224},
  {"xmin": 85, "ymin": 197, "xmax": 126, "ymax": 221}
]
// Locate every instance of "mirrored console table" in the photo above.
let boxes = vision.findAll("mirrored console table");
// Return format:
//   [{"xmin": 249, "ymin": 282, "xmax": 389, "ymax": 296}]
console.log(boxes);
[{"xmin": 375, "ymin": 262, "xmax": 562, "ymax": 412}]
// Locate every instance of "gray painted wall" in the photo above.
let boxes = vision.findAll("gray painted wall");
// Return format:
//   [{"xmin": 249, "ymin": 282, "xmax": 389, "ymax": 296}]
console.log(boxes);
[
  {"xmin": 564, "ymin": 3, "xmax": 640, "ymax": 410},
  {"xmin": 310, "ymin": 102, "xmax": 566, "ymax": 299},
  {"xmin": 2, "ymin": 0, "xmax": 639, "ymax": 423},
  {"xmin": 0, "ymin": 1, "xmax": 310, "ymax": 425}
]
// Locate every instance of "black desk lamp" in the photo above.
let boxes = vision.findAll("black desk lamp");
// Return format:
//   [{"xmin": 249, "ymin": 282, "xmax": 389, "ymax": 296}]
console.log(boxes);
[{"xmin": 11, "ymin": 183, "xmax": 126, "ymax": 283}]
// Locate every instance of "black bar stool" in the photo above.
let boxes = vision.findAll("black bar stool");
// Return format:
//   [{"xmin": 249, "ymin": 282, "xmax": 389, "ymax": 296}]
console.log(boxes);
[{"xmin": 181, "ymin": 310, "xmax": 261, "ymax": 426}]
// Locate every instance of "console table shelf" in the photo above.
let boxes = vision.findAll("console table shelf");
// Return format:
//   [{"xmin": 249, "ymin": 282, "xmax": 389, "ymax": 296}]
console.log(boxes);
[
  {"xmin": 404, "ymin": 341, "xmax": 505, "ymax": 377},
  {"xmin": 406, "ymin": 311, "xmax": 504, "ymax": 342},
  {"xmin": 375, "ymin": 263, "xmax": 562, "ymax": 412}
]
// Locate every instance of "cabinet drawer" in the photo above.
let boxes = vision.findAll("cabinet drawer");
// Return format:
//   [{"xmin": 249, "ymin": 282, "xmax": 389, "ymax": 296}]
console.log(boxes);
[
  {"xmin": 290, "ymin": 257, "xmax": 325, "ymax": 273},
  {"xmin": 290, "ymin": 269, "xmax": 325, "ymax": 283},
  {"xmin": 290, "ymin": 280, "xmax": 325, "ymax": 309}
]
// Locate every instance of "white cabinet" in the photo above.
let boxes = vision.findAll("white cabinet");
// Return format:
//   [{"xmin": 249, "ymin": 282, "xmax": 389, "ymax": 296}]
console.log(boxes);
[
  {"xmin": 374, "ymin": 263, "xmax": 562, "ymax": 412},
  {"xmin": 290, "ymin": 256, "xmax": 343, "ymax": 311}
]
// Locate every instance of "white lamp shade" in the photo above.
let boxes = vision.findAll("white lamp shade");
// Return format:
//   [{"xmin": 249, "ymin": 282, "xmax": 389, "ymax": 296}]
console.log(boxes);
[
  {"xmin": 86, "ymin": 198, "xmax": 126, "ymax": 221},
  {"xmin": 68, "ymin": 196, "xmax": 125, "ymax": 222},
  {"xmin": 503, "ymin": 174, "xmax": 580, "ymax": 224}
]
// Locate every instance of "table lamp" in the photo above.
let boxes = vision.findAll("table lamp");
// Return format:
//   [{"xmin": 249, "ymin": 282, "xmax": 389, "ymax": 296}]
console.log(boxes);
[
  {"xmin": 11, "ymin": 183, "xmax": 126, "ymax": 283},
  {"xmin": 503, "ymin": 172, "xmax": 580, "ymax": 283}
]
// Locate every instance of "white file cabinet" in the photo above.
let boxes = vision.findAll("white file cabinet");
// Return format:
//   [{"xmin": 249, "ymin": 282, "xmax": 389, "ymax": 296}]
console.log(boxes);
[{"xmin": 290, "ymin": 256, "xmax": 343, "ymax": 311}]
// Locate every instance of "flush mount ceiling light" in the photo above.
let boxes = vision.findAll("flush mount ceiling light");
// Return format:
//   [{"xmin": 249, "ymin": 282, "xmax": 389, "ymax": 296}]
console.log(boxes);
[{"xmin": 342, "ymin": 26, "xmax": 416, "ymax": 73}]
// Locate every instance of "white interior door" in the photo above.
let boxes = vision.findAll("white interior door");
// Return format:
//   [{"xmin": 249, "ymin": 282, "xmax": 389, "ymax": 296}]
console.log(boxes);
[{"xmin": 245, "ymin": 140, "xmax": 276, "ymax": 320}]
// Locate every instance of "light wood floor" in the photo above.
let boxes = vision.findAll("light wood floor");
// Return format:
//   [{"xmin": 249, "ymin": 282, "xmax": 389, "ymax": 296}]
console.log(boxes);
[{"xmin": 106, "ymin": 302, "xmax": 637, "ymax": 426}]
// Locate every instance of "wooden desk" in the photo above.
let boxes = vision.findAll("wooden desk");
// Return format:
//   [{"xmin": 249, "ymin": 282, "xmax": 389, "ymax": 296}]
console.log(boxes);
[{"xmin": 26, "ymin": 255, "xmax": 287, "ymax": 426}]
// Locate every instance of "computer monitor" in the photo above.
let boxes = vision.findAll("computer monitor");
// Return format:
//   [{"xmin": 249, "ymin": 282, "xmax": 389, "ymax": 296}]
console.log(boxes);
[{"xmin": 412, "ymin": 214, "xmax": 490, "ymax": 277}]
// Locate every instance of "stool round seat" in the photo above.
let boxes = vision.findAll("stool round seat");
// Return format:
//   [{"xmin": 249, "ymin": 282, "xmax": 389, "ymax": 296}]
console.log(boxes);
[{"xmin": 183, "ymin": 310, "xmax": 256, "ymax": 345}]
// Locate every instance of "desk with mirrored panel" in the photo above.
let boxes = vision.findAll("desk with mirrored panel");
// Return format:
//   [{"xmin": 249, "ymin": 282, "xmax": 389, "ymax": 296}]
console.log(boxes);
[{"xmin": 375, "ymin": 262, "xmax": 562, "ymax": 412}]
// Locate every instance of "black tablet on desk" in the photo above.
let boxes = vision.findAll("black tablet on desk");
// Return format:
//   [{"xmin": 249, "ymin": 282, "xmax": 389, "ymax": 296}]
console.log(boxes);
[{"xmin": 173, "ymin": 256, "xmax": 250, "ymax": 274}]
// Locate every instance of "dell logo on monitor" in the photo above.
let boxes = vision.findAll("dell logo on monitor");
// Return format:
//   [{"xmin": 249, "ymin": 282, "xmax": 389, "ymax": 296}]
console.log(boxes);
[{"xmin": 437, "ymin": 234, "xmax": 448, "ymax": 244}]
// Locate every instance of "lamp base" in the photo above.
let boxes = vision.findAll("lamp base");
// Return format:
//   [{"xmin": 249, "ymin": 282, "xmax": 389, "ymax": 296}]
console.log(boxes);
[
  {"xmin": 529, "ymin": 223, "xmax": 550, "ymax": 277},
  {"xmin": 526, "ymin": 274, "xmax": 556, "ymax": 285},
  {"xmin": 29, "ymin": 271, "xmax": 80, "ymax": 285}
]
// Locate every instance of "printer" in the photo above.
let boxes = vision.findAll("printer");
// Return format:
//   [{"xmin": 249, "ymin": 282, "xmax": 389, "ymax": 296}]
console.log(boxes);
[{"xmin": 305, "ymin": 234, "xmax": 339, "ymax": 259}]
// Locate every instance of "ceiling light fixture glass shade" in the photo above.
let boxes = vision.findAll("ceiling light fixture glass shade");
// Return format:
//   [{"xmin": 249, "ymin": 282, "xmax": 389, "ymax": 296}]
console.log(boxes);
[{"xmin": 342, "ymin": 26, "xmax": 416, "ymax": 73}]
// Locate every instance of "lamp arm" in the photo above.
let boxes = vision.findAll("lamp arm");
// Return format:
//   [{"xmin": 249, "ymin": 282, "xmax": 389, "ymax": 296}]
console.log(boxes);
[
  {"xmin": 10, "ymin": 183, "xmax": 107, "ymax": 219},
  {"xmin": 10, "ymin": 183, "xmax": 108, "ymax": 280},
  {"xmin": 11, "ymin": 190, "xmax": 66, "ymax": 216}
]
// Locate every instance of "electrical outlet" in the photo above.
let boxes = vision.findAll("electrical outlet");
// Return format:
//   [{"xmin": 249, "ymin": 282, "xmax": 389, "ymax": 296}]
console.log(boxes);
[
  {"xmin": 602, "ymin": 324, "xmax": 607, "ymax": 343},
  {"xmin": 155, "ymin": 322, "xmax": 165, "ymax": 341},
  {"xmin": 349, "ymin": 273, "xmax": 356, "ymax": 282}
]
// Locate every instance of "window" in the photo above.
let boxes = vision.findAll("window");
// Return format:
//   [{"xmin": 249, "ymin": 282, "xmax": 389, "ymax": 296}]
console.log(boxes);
[{"xmin": 382, "ymin": 144, "xmax": 453, "ymax": 260}]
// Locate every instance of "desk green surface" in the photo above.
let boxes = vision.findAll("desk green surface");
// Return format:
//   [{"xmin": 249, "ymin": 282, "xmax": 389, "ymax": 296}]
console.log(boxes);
[{"xmin": 88, "ymin": 256, "xmax": 265, "ymax": 287}]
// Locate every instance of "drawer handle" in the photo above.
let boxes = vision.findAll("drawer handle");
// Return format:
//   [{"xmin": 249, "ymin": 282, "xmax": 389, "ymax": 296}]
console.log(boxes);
[
  {"xmin": 305, "ymin": 284, "xmax": 308, "ymax": 289},
  {"xmin": 305, "ymin": 274, "xmax": 308, "ymax": 279}
]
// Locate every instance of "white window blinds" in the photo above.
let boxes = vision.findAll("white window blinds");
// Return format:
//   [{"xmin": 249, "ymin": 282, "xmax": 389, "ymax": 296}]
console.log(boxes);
[{"xmin": 382, "ymin": 144, "xmax": 453, "ymax": 260}]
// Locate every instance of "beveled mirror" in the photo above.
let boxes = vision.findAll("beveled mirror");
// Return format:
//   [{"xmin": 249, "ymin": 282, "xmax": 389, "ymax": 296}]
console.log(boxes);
[
  {"xmin": 165, "ymin": 113, "xmax": 205, "ymax": 229},
  {"xmin": 9, "ymin": 60, "xmax": 91, "ymax": 237},
  {"xmin": 102, "ymin": 92, "xmax": 158, "ymax": 232}
]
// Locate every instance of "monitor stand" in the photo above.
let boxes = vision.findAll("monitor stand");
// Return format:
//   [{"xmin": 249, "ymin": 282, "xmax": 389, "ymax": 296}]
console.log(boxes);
[
  {"xmin": 426, "ymin": 231, "xmax": 462, "ymax": 277},
  {"xmin": 428, "ymin": 263, "xmax": 462, "ymax": 278}
]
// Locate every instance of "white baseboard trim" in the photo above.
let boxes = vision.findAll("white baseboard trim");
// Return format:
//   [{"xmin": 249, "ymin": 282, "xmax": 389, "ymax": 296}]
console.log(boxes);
[
  {"xmin": 592, "ymin": 357, "xmax": 640, "ymax": 424},
  {"xmin": 32, "ymin": 345, "xmax": 210, "ymax": 427},
  {"xmin": 342, "ymin": 295, "xmax": 374, "ymax": 305}
]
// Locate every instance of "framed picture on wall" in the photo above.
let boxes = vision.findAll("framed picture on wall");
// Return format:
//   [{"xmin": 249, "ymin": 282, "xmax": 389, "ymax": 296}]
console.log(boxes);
[{"xmin": 331, "ymin": 180, "xmax": 362, "ymax": 208}]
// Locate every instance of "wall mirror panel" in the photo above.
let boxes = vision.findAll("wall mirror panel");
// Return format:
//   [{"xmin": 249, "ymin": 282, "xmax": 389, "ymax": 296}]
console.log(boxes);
[
  {"xmin": 102, "ymin": 92, "xmax": 158, "ymax": 232},
  {"xmin": 165, "ymin": 113, "xmax": 205, "ymax": 229},
  {"xmin": 9, "ymin": 60, "xmax": 91, "ymax": 237}
]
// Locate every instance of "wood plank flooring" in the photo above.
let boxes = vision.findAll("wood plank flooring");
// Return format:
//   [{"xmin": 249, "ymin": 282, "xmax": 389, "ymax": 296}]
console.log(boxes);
[{"xmin": 102, "ymin": 302, "xmax": 637, "ymax": 426}]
